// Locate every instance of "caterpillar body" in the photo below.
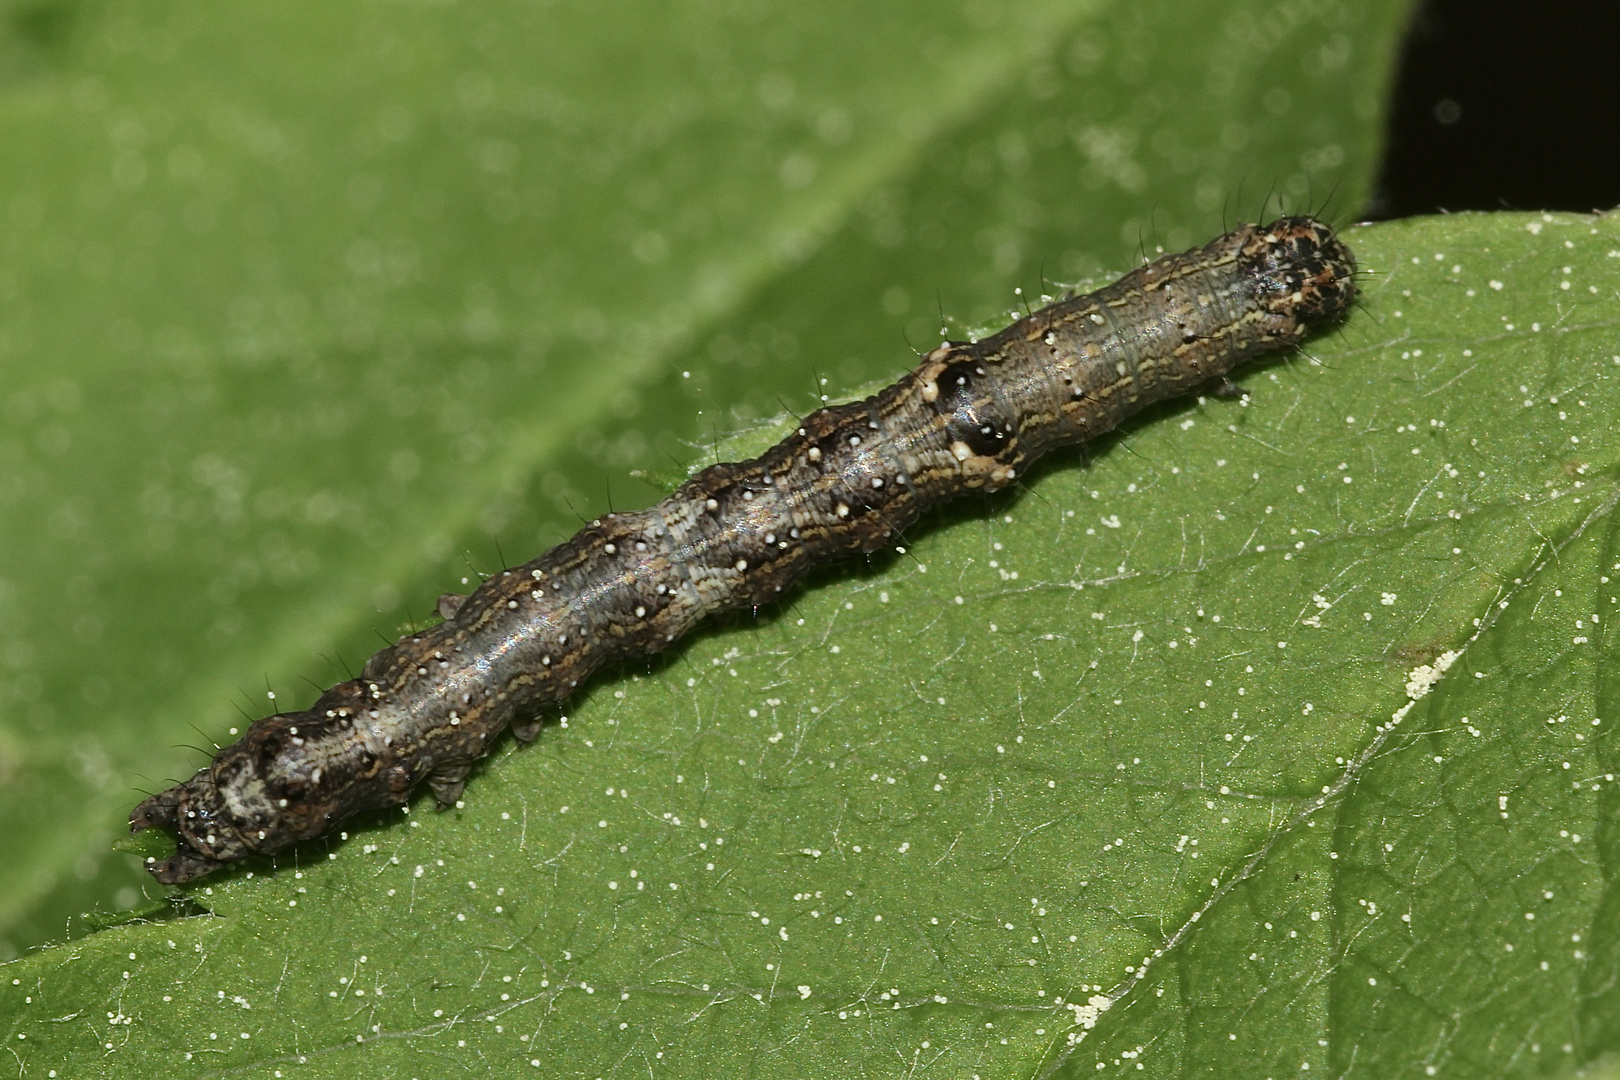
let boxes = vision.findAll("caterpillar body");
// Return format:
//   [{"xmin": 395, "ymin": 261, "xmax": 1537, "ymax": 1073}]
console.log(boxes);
[{"xmin": 132, "ymin": 217, "xmax": 1356, "ymax": 883}]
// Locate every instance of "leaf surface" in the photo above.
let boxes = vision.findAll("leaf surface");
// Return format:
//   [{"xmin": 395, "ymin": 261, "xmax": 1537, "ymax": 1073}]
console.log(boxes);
[
  {"xmin": 32, "ymin": 4, "xmax": 1620, "ymax": 1080},
  {"xmin": 10, "ymin": 212, "xmax": 1620, "ymax": 1077},
  {"xmin": 0, "ymin": 0, "xmax": 1412, "ymax": 955}
]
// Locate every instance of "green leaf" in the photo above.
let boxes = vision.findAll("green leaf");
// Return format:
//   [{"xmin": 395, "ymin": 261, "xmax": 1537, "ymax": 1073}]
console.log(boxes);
[
  {"xmin": 11, "ymin": 205, "xmax": 1620, "ymax": 1075},
  {"xmin": 37, "ymin": 2, "xmax": 1620, "ymax": 1077},
  {"xmin": 0, "ymin": 0, "xmax": 1413, "ymax": 959}
]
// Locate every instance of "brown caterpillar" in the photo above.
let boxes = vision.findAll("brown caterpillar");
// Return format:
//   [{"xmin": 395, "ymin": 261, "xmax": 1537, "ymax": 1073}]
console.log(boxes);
[{"xmin": 131, "ymin": 217, "xmax": 1356, "ymax": 883}]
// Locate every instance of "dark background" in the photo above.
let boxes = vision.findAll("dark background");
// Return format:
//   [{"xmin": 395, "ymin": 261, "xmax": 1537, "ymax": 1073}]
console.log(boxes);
[{"xmin": 1372, "ymin": 0, "xmax": 1620, "ymax": 218}]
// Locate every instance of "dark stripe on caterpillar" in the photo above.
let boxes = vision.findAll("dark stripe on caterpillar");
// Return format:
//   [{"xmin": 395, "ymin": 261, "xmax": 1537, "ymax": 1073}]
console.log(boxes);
[{"xmin": 131, "ymin": 217, "xmax": 1356, "ymax": 883}]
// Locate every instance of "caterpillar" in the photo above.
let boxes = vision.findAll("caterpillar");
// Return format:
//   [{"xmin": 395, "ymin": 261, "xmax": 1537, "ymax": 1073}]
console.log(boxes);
[{"xmin": 131, "ymin": 217, "xmax": 1356, "ymax": 884}]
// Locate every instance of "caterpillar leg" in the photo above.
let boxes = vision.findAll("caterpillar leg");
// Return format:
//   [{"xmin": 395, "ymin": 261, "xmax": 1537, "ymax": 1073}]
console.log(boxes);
[
  {"xmin": 1202, "ymin": 376, "xmax": 1248, "ymax": 400},
  {"xmin": 427, "ymin": 762, "xmax": 472, "ymax": 806},
  {"xmin": 511, "ymin": 715, "xmax": 543, "ymax": 745}
]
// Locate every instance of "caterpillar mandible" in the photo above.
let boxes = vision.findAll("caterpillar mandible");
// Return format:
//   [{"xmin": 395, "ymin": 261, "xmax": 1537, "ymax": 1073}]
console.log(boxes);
[{"xmin": 131, "ymin": 217, "xmax": 1356, "ymax": 883}]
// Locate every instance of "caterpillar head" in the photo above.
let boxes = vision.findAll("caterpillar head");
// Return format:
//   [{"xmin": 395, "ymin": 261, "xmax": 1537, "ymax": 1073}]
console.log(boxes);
[{"xmin": 1244, "ymin": 216, "xmax": 1358, "ymax": 331}]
